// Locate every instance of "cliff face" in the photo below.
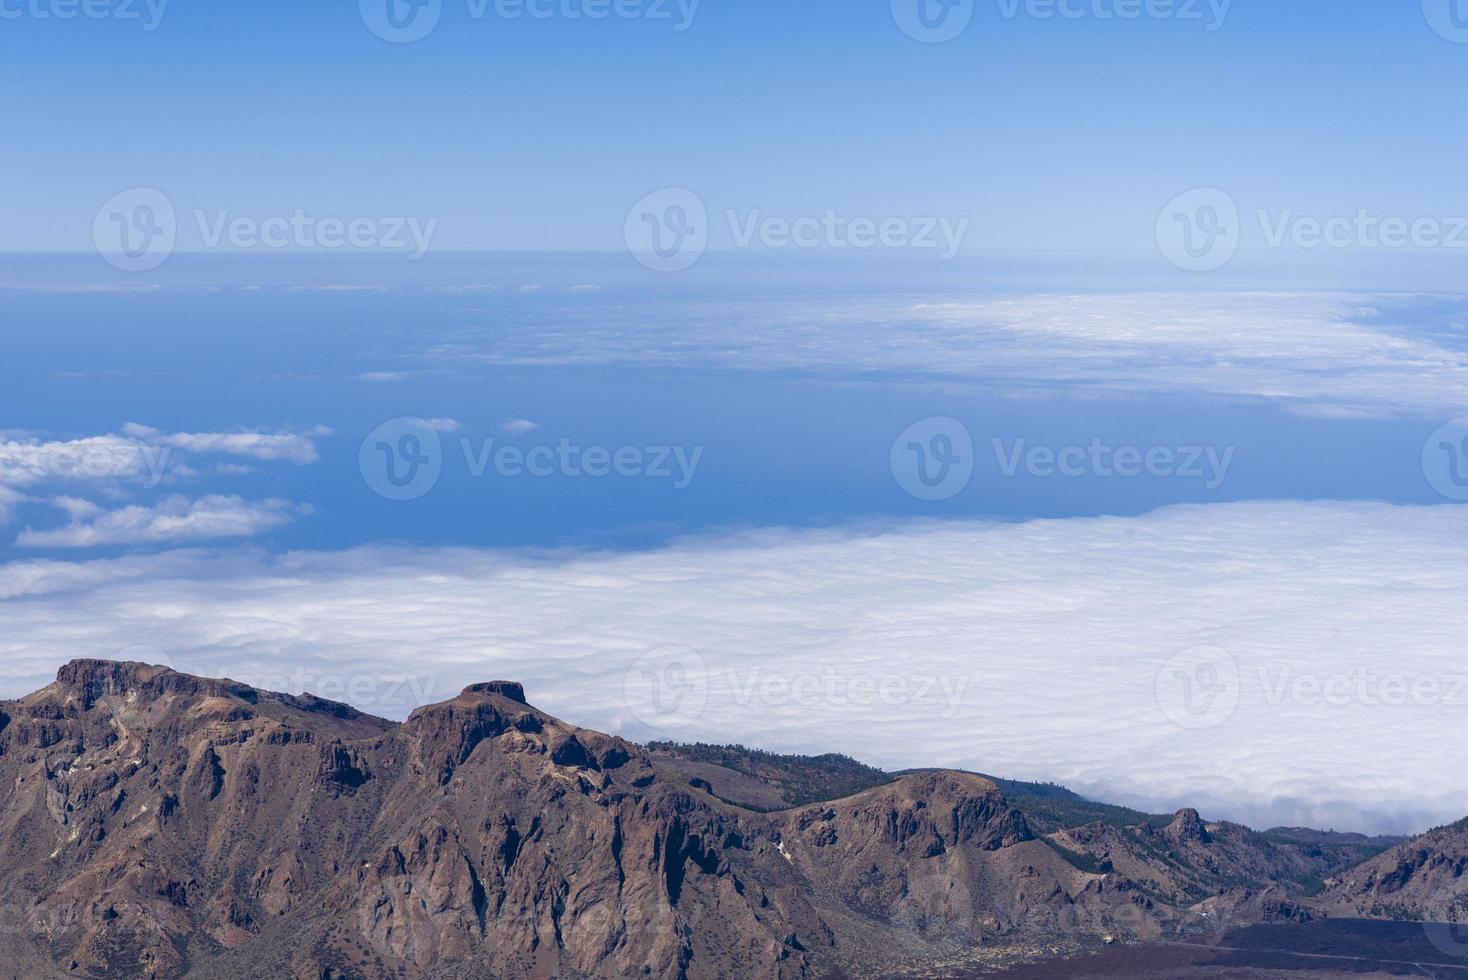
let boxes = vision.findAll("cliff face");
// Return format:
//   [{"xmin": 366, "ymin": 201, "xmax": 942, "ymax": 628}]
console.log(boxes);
[
  {"xmin": 1318, "ymin": 818, "xmax": 1468, "ymax": 922},
  {"xmin": 0, "ymin": 660, "xmax": 1458, "ymax": 980}
]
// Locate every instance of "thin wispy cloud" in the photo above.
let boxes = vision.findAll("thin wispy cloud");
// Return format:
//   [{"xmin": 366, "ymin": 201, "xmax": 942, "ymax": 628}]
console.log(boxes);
[
  {"xmin": 16, "ymin": 495, "xmax": 304, "ymax": 548},
  {"xmin": 0, "ymin": 485, "xmax": 27, "ymax": 526},
  {"xmin": 439, "ymin": 292, "xmax": 1468, "ymax": 418},
  {"xmin": 120, "ymin": 423, "xmax": 328, "ymax": 464}
]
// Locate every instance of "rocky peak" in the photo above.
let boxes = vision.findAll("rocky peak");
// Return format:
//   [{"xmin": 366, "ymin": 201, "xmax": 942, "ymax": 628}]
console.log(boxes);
[
  {"xmin": 57, "ymin": 658, "xmax": 165, "ymax": 691},
  {"xmin": 1163, "ymin": 807, "xmax": 1212, "ymax": 844},
  {"xmin": 460, "ymin": 680, "xmax": 528, "ymax": 704},
  {"xmin": 54, "ymin": 658, "xmax": 241, "ymax": 709},
  {"xmin": 57, "ymin": 663, "xmax": 196, "ymax": 707}
]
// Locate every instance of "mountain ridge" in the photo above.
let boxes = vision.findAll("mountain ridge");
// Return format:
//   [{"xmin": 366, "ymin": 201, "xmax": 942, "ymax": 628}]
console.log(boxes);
[{"xmin": 0, "ymin": 659, "xmax": 1456, "ymax": 979}]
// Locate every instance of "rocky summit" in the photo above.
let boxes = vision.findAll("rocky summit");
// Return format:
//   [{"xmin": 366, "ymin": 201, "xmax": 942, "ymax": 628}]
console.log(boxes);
[{"xmin": 0, "ymin": 660, "xmax": 1459, "ymax": 979}]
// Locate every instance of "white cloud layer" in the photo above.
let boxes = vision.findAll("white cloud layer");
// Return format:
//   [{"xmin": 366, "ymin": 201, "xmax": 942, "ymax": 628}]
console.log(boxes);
[
  {"xmin": 15, "ymin": 496, "xmax": 304, "ymax": 548},
  {"xmin": 0, "ymin": 500, "xmax": 1465, "ymax": 834},
  {"xmin": 446, "ymin": 291, "xmax": 1468, "ymax": 418}
]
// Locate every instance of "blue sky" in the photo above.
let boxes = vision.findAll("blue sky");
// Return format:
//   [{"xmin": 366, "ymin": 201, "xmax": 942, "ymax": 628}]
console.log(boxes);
[{"xmin": 4, "ymin": 1, "xmax": 1468, "ymax": 255}]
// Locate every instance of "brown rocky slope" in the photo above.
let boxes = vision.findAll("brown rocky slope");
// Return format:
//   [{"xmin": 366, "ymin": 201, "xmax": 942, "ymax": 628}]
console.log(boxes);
[
  {"xmin": 1318, "ymin": 817, "xmax": 1468, "ymax": 922},
  {"xmin": 0, "ymin": 660, "xmax": 1456, "ymax": 979}
]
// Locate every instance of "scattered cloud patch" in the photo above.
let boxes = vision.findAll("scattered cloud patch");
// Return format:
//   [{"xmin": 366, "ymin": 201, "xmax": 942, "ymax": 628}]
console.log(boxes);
[
  {"xmin": 16, "ymin": 495, "xmax": 304, "ymax": 548},
  {"xmin": 0, "ymin": 425, "xmax": 328, "ymax": 550},
  {"xmin": 500, "ymin": 419, "xmax": 539, "ymax": 434},
  {"xmin": 50, "ymin": 497, "xmax": 102, "ymax": 521},
  {"xmin": 120, "ymin": 423, "xmax": 328, "ymax": 465}
]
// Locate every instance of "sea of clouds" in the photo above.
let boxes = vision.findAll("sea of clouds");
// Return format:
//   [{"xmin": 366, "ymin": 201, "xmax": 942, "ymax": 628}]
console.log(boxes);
[{"xmin": 2, "ymin": 498, "xmax": 1465, "ymax": 835}]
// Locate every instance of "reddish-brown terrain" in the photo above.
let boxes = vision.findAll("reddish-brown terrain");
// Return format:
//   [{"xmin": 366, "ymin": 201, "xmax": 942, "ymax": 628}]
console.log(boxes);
[{"xmin": 0, "ymin": 660, "xmax": 1460, "ymax": 979}]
